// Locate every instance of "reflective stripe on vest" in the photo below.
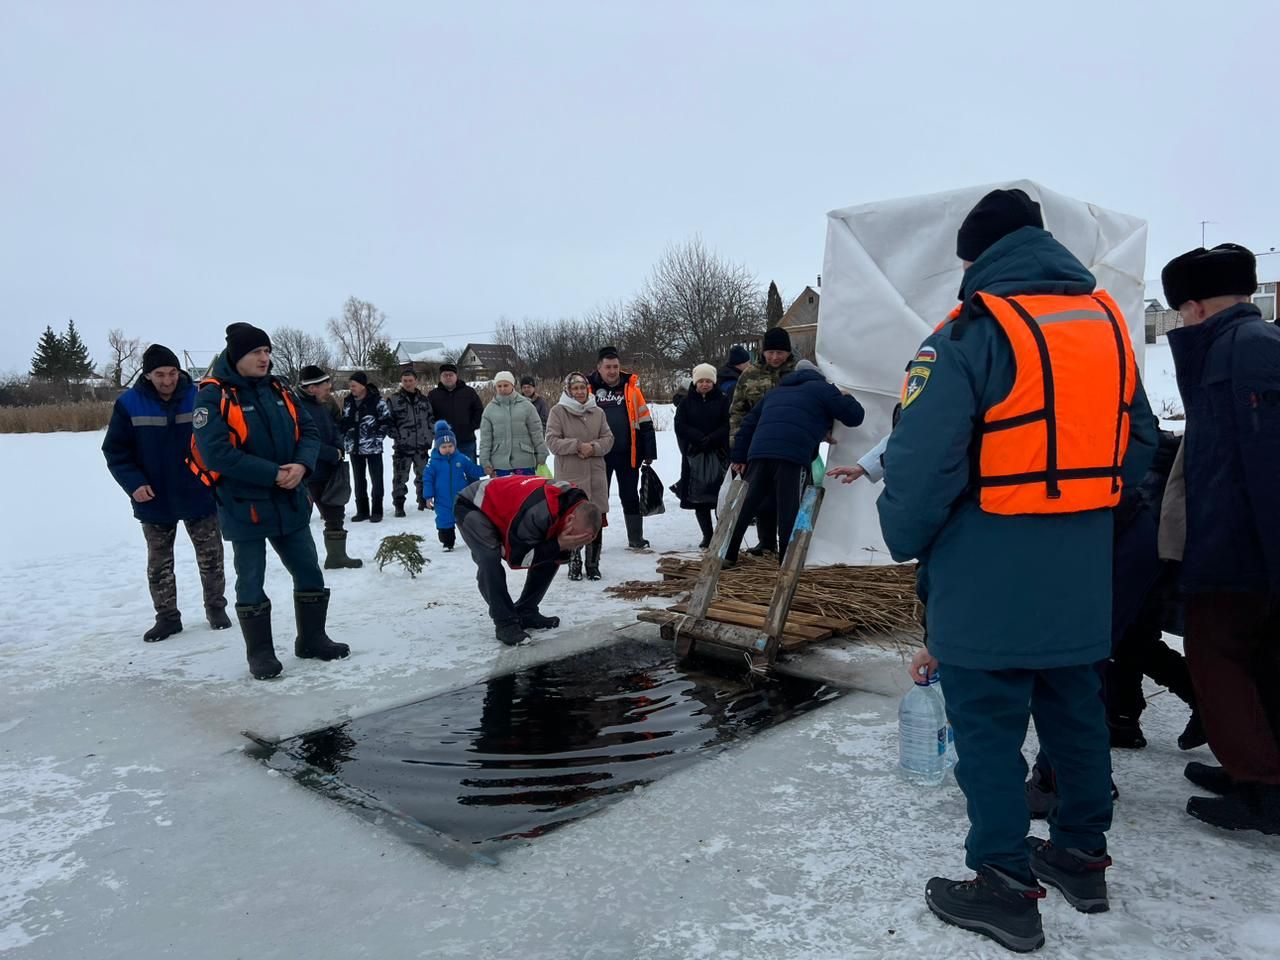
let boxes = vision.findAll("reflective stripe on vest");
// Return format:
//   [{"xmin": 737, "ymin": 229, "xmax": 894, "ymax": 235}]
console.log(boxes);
[
  {"xmin": 973, "ymin": 290, "xmax": 1136, "ymax": 515},
  {"xmin": 187, "ymin": 377, "xmax": 302, "ymax": 488},
  {"xmin": 474, "ymin": 475, "xmax": 573, "ymax": 566}
]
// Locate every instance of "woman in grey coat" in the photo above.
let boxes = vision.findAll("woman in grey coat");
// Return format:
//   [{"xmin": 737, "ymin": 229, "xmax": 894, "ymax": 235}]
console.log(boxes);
[
  {"xmin": 478, "ymin": 370, "xmax": 548, "ymax": 476},
  {"xmin": 546, "ymin": 371, "xmax": 614, "ymax": 580}
]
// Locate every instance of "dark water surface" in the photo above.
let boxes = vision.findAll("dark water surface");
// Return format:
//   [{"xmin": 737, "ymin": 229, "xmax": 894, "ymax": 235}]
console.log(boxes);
[{"xmin": 253, "ymin": 638, "xmax": 842, "ymax": 862}]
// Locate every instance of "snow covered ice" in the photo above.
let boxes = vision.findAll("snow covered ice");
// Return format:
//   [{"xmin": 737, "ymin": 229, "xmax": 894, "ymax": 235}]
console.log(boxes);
[{"xmin": 3, "ymin": 390, "xmax": 1278, "ymax": 959}]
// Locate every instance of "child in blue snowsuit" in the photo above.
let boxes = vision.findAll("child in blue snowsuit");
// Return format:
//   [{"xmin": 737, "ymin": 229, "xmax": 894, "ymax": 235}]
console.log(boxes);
[{"xmin": 422, "ymin": 421, "xmax": 486, "ymax": 550}]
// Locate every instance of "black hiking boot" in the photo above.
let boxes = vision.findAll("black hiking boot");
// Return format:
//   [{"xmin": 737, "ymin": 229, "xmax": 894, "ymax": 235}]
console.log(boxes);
[
  {"xmin": 236, "ymin": 601, "xmax": 282, "ymax": 680},
  {"xmin": 393, "ymin": 501, "xmax": 406, "ymax": 518},
  {"xmin": 417, "ymin": 498, "xmax": 428, "ymax": 511},
  {"xmin": 1185, "ymin": 761, "xmax": 1238, "ymax": 796},
  {"xmin": 206, "ymin": 605, "xmax": 232, "ymax": 630},
  {"xmin": 495, "ymin": 622, "xmax": 531, "ymax": 647},
  {"xmin": 293, "ymin": 589, "xmax": 350, "ymax": 661},
  {"xmin": 323, "ymin": 531, "xmax": 364, "ymax": 569},
  {"xmin": 585, "ymin": 535, "xmax": 602, "ymax": 580},
  {"xmin": 520, "ymin": 611, "xmax": 560, "ymax": 630},
  {"xmin": 351, "ymin": 507, "xmax": 370, "ymax": 523},
  {"xmin": 568, "ymin": 549, "xmax": 583, "ymax": 581},
  {"xmin": 1178, "ymin": 710, "xmax": 1207, "ymax": 751},
  {"xmin": 925, "ymin": 865, "xmax": 1046, "ymax": 953},
  {"xmin": 1186, "ymin": 784, "xmax": 1280, "ymax": 835},
  {"xmin": 624, "ymin": 513, "xmax": 650, "ymax": 550},
  {"xmin": 1025, "ymin": 762, "xmax": 1058, "ymax": 820},
  {"xmin": 143, "ymin": 612, "xmax": 183, "ymax": 643},
  {"xmin": 1107, "ymin": 713, "xmax": 1147, "ymax": 749},
  {"xmin": 698, "ymin": 535, "xmax": 712, "ymax": 550},
  {"xmin": 1026, "ymin": 837, "xmax": 1111, "ymax": 913}
]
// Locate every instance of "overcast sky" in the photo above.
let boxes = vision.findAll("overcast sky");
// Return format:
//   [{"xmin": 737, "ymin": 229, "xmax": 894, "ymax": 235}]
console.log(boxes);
[{"xmin": 3, "ymin": 1, "xmax": 1277, "ymax": 373}]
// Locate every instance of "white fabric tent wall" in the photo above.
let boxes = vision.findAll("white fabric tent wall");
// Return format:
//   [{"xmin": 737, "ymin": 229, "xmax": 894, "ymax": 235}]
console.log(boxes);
[{"xmin": 808, "ymin": 180, "xmax": 1148, "ymax": 566}]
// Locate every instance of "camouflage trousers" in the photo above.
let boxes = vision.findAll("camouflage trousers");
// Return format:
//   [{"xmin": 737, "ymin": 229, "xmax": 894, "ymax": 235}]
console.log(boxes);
[
  {"xmin": 392, "ymin": 450, "xmax": 430, "ymax": 506},
  {"xmin": 141, "ymin": 515, "xmax": 227, "ymax": 617}
]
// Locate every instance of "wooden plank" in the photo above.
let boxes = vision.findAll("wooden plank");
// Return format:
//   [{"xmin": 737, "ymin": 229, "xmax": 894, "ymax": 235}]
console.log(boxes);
[
  {"xmin": 668, "ymin": 601, "xmax": 829, "ymax": 642},
  {"xmin": 686, "ymin": 475, "xmax": 749, "ymax": 619},
  {"xmin": 706, "ymin": 598, "xmax": 849, "ymax": 631},
  {"xmin": 762, "ymin": 485, "xmax": 825, "ymax": 663}
]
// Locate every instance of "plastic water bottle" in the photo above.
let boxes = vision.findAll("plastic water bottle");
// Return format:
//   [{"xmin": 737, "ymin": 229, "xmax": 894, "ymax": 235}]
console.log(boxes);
[
  {"xmin": 899, "ymin": 675, "xmax": 947, "ymax": 786},
  {"xmin": 935, "ymin": 672, "xmax": 958, "ymax": 771}
]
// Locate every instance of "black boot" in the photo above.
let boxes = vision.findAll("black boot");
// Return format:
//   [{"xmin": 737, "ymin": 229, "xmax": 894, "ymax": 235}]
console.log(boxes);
[
  {"xmin": 925, "ymin": 866, "xmax": 1046, "ymax": 954},
  {"xmin": 236, "ymin": 600, "xmax": 282, "ymax": 680},
  {"xmin": 294, "ymin": 589, "xmax": 350, "ymax": 661},
  {"xmin": 205, "ymin": 604, "xmax": 232, "ymax": 630},
  {"xmin": 1026, "ymin": 837, "xmax": 1111, "ymax": 913},
  {"xmin": 585, "ymin": 534, "xmax": 602, "ymax": 581},
  {"xmin": 393, "ymin": 500, "xmax": 406, "ymax": 518},
  {"xmin": 1025, "ymin": 759, "xmax": 1058, "ymax": 820},
  {"xmin": 417, "ymin": 497, "xmax": 428, "ymax": 511},
  {"xmin": 624, "ymin": 513, "xmax": 649, "ymax": 550},
  {"xmin": 567, "ymin": 549, "xmax": 583, "ymax": 581},
  {"xmin": 520, "ymin": 611, "xmax": 561, "ymax": 630},
  {"xmin": 1186, "ymin": 784, "xmax": 1280, "ymax": 835},
  {"xmin": 143, "ymin": 611, "xmax": 183, "ymax": 643},
  {"xmin": 1107, "ymin": 712, "xmax": 1147, "ymax": 749},
  {"xmin": 370, "ymin": 500, "xmax": 383, "ymax": 524},
  {"xmin": 1185, "ymin": 761, "xmax": 1239, "ymax": 796},
  {"xmin": 495, "ymin": 621, "xmax": 531, "ymax": 647},
  {"xmin": 1178, "ymin": 709, "xmax": 1206, "ymax": 750},
  {"xmin": 323, "ymin": 531, "xmax": 364, "ymax": 569},
  {"xmin": 351, "ymin": 497, "xmax": 370, "ymax": 523}
]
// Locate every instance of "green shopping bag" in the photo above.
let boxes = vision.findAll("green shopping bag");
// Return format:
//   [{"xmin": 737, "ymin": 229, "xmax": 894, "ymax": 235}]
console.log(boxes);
[{"xmin": 536, "ymin": 463, "xmax": 552, "ymax": 479}]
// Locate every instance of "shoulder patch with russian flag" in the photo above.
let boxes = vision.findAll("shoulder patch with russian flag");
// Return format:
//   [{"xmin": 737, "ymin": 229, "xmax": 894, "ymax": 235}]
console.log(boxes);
[{"xmin": 913, "ymin": 345, "xmax": 937, "ymax": 363}]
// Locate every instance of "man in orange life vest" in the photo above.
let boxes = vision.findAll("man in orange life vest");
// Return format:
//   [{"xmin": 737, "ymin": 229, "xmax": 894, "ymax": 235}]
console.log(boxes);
[
  {"xmin": 192, "ymin": 323, "xmax": 350, "ymax": 680},
  {"xmin": 877, "ymin": 190, "xmax": 1157, "ymax": 952},
  {"xmin": 455, "ymin": 475, "xmax": 602, "ymax": 646}
]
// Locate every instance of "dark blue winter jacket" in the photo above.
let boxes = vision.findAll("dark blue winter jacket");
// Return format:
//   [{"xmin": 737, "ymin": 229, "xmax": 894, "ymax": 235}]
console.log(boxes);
[
  {"xmin": 1169, "ymin": 302, "xmax": 1280, "ymax": 593},
  {"xmin": 877, "ymin": 227, "xmax": 1158, "ymax": 670},
  {"xmin": 731, "ymin": 367, "xmax": 864, "ymax": 465},
  {"xmin": 191, "ymin": 352, "xmax": 320, "ymax": 541},
  {"xmin": 102, "ymin": 373, "xmax": 216, "ymax": 524},
  {"xmin": 423, "ymin": 435, "xmax": 486, "ymax": 529}
]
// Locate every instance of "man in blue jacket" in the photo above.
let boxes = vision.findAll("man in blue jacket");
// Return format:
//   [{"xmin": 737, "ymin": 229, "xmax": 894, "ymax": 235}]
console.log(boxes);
[
  {"xmin": 192, "ymin": 324, "xmax": 349, "ymax": 680},
  {"xmin": 878, "ymin": 190, "xmax": 1157, "ymax": 951},
  {"xmin": 1161, "ymin": 243, "xmax": 1280, "ymax": 835},
  {"xmin": 726, "ymin": 359, "xmax": 863, "ymax": 565},
  {"xmin": 103, "ymin": 344, "xmax": 229, "ymax": 642}
]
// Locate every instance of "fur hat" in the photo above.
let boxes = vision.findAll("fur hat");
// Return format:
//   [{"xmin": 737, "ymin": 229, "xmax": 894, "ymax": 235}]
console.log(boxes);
[
  {"xmin": 494, "ymin": 370, "xmax": 516, "ymax": 387},
  {"xmin": 762, "ymin": 327, "xmax": 792, "ymax": 353},
  {"xmin": 692, "ymin": 363, "xmax": 718, "ymax": 384},
  {"xmin": 956, "ymin": 188, "xmax": 1043, "ymax": 262},
  {"xmin": 224, "ymin": 323, "xmax": 272, "ymax": 367},
  {"xmin": 1162, "ymin": 243, "xmax": 1258, "ymax": 310},
  {"xmin": 142, "ymin": 343, "xmax": 181, "ymax": 374},
  {"xmin": 298, "ymin": 365, "xmax": 330, "ymax": 386},
  {"xmin": 434, "ymin": 419, "xmax": 457, "ymax": 448}
]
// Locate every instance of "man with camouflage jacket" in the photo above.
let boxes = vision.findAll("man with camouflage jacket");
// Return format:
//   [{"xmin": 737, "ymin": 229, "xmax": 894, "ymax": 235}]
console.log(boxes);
[
  {"xmin": 388, "ymin": 366, "xmax": 435, "ymax": 516},
  {"xmin": 728, "ymin": 327, "xmax": 798, "ymax": 555}
]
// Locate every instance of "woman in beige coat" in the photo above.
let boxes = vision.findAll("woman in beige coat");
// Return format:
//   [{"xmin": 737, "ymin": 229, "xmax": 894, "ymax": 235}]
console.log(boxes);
[{"xmin": 546, "ymin": 372, "xmax": 614, "ymax": 580}]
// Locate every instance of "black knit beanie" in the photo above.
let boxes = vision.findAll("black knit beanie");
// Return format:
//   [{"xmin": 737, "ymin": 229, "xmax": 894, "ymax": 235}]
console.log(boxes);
[
  {"xmin": 299, "ymin": 365, "xmax": 330, "ymax": 386},
  {"xmin": 142, "ymin": 343, "xmax": 181, "ymax": 374},
  {"xmin": 956, "ymin": 188, "xmax": 1044, "ymax": 262},
  {"xmin": 762, "ymin": 327, "xmax": 792, "ymax": 353},
  {"xmin": 225, "ymin": 323, "xmax": 272, "ymax": 367}
]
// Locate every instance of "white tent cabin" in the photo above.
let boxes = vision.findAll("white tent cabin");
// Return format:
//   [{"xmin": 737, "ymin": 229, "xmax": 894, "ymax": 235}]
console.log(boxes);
[{"xmin": 807, "ymin": 180, "xmax": 1148, "ymax": 566}]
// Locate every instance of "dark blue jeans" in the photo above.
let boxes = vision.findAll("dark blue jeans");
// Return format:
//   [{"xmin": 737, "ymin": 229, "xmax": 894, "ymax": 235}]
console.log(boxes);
[
  {"xmin": 231, "ymin": 527, "xmax": 325, "ymax": 606},
  {"xmin": 495, "ymin": 468, "xmax": 534, "ymax": 477},
  {"xmin": 941, "ymin": 661, "xmax": 1112, "ymax": 878}
]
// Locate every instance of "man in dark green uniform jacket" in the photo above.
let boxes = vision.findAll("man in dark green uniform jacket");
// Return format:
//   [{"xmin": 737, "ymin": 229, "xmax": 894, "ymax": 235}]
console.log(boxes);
[
  {"xmin": 193, "ymin": 323, "xmax": 350, "ymax": 680},
  {"xmin": 877, "ymin": 190, "xmax": 1156, "ymax": 952}
]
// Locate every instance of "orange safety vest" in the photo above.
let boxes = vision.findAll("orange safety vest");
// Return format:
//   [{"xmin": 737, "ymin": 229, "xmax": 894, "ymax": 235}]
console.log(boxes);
[
  {"xmin": 966, "ymin": 290, "xmax": 1137, "ymax": 515},
  {"xmin": 187, "ymin": 377, "xmax": 302, "ymax": 488},
  {"xmin": 589, "ymin": 375, "xmax": 652, "ymax": 468}
]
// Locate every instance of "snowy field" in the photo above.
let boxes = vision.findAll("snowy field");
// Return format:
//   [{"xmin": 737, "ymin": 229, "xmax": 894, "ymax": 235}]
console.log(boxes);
[{"xmin": 3, "ymin": 375, "xmax": 1277, "ymax": 959}]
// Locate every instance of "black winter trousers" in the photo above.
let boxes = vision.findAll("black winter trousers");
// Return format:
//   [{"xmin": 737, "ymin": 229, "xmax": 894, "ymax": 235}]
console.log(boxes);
[
  {"xmin": 351, "ymin": 453, "xmax": 384, "ymax": 514},
  {"xmin": 605, "ymin": 460, "xmax": 640, "ymax": 515},
  {"xmin": 458, "ymin": 512, "xmax": 559, "ymax": 628},
  {"xmin": 726, "ymin": 459, "xmax": 806, "ymax": 564}
]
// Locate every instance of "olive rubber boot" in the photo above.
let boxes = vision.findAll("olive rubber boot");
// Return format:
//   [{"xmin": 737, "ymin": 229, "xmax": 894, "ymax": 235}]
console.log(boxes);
[
  {"xmin": 323, "ymin": 531, "xmax": 364, "ymax": 569},
  {"xmin": 236, "ymin": 600, "xmax": 282, "ymax": 680}
]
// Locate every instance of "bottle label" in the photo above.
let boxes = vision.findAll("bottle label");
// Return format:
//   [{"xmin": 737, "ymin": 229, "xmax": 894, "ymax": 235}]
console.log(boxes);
[{"xmin": 936, "ymin": 727, "xmax": 947, "ymax": 756}]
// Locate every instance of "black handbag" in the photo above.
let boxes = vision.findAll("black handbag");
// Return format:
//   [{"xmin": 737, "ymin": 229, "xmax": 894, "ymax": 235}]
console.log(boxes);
[
  {"xmin": 639, "ymin": 463, "xmax": 666, "ymax": 517},
  {"xmin": 319, "ymin": 459, "xmax": 353, "ymax": 507}
]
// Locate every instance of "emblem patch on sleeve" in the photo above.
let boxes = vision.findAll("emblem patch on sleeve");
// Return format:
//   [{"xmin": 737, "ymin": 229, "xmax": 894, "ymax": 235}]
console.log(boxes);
[
  {"xmin": 902, "ymin": 365, "xmax": 932, "ymax": 409},
  {"xmin": 913, "ymin": 346, "xmax": 937, "ymax": 363},
  {"xmin": 192, "ymin": 407, "xmax": 209, "ymax": 429}
]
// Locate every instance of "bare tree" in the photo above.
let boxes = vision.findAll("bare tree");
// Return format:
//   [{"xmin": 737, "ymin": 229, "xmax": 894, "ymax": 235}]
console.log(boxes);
[
  {"xmin": 105, "ymin": 329, "xmax": 144, "ymax": 387},
  {"xmin": 326, "ymin": 296, "xmax": 387, "ymax": 368},
  {"xmin": 272, "ymin": 326, "xmax": 334, "ymax": 385}
]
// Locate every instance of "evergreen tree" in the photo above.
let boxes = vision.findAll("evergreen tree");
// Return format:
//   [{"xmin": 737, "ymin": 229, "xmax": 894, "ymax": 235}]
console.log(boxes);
[
  {"xmin": 30, "ymin": 325, "xmax": 65, "ymax": 380},
  {"xmin": 765, "ymin": 281, "xmax": 785, "ymax": 328},
  {"xmin": 367, "ymin": 339, "xmax": 401, "ymax": 384},
  {"xmin": 60, "ymin": 319, "xmax": 95, "ymax": 380}
]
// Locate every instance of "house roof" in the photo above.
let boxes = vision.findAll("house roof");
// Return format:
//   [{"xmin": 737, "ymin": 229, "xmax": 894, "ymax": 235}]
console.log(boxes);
[
  {"xmin": 779, "ymin": 287, "xmax": 820, "ymax": 329},
  {"xmin": 394, "ymin": 339, "xmax": 447, "ymax": 363},
  {"xmin": 459, "ymin": 343, "xmax": 520, "ymax": 370}
]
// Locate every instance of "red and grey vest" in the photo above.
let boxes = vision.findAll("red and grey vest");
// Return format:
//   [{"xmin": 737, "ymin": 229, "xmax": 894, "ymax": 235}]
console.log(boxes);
[{"xmin": 467, "ymin": 476, "xmax": 584, "ymax": 566}]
